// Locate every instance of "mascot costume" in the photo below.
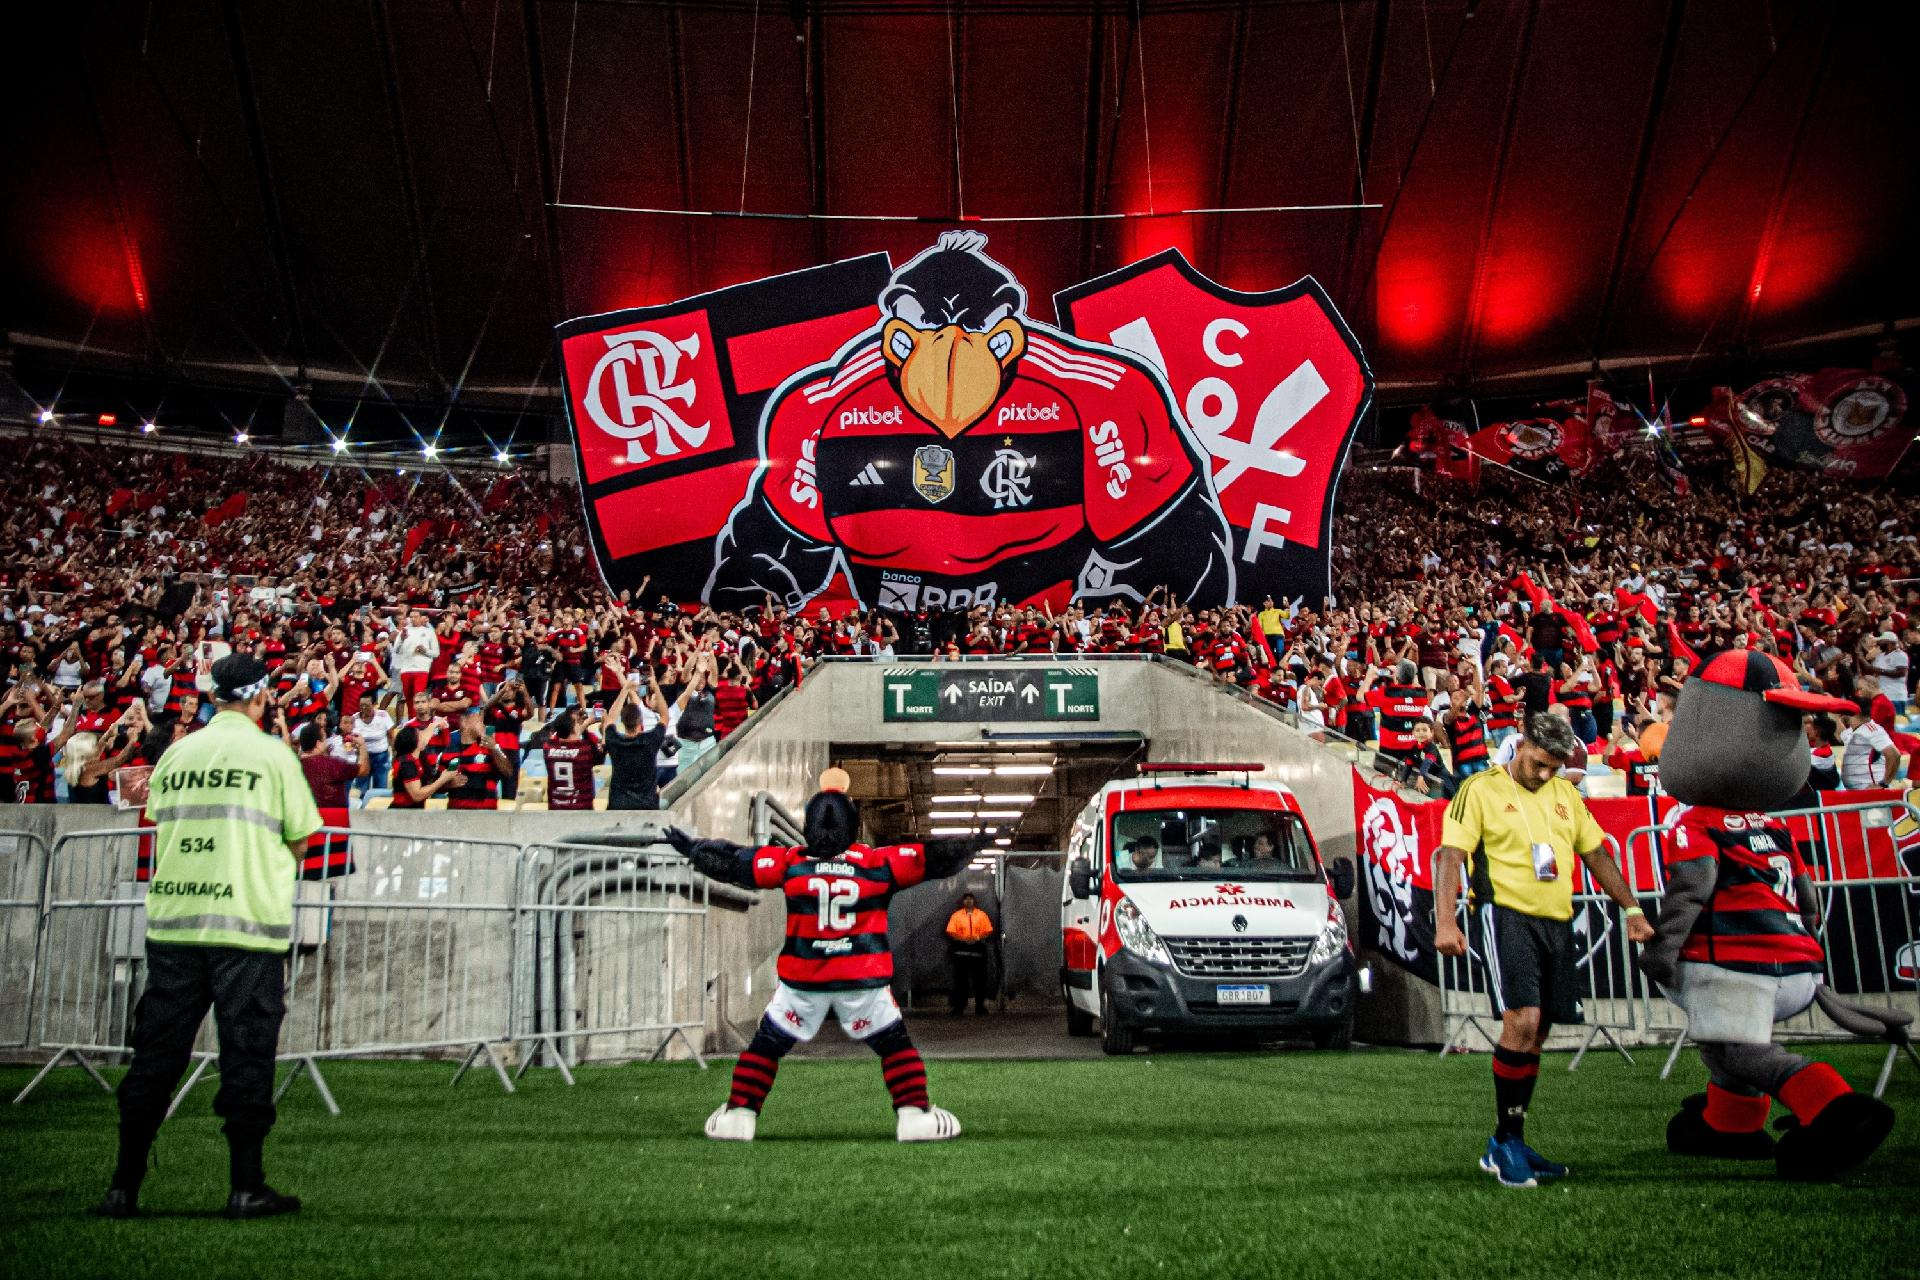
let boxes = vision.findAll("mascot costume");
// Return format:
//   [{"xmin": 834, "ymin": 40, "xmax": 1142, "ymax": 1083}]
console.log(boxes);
[
  {"xmin": 666, "ymin": 769, "xmax": 974, "ymax": 1142},
  {"xmin": 1639, "ymin": 650, "xmax": 1901, "ymax": 1179}
]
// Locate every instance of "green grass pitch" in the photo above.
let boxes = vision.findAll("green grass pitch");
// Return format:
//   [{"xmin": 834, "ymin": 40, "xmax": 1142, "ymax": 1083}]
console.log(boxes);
[{"xmin": 3, "ymin": 1044, "xmax": 1915, "ymax": 1279}]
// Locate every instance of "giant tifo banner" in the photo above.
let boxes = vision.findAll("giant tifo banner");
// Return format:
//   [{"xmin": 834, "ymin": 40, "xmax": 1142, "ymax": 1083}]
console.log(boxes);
[
  {"xmin": 1354, "ymin": 769, "xmax": 1920, "ymax": 996},
  {"xmin": 557, "ymin": 235, "xmax": 1371, "ymax": 612}
]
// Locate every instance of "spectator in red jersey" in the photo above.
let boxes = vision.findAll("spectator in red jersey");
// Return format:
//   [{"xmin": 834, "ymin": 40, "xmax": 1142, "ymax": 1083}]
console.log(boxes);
[
  {"xmin": 337, "ymin": 650, "xmax": 388, "ymax": 720},
  {"xmin": 1603, "ymin": 714, "xmax": 1663, "ymax": 797},
  {"xmin": 441, "ymin": 707, "xmax": 512, "ymax": 810},
  {"xmin": 278, "ymin": 654, "xmax": 338, "ymax": 732},
  {"xmin": 296, "ymin": 721, "xmax": 367, "ymax": 811},
  {"xmin": 484, "ymin": 680, "xmax": 534, "ymax": 802},
  {"xmin": 388, "ymin": 725, "xmax": 461, "ymax": 809},
  {"xmin": 712, "ymin": 662, "xmax": 757, "ymax": 739},
  {"xmin": 535, "ymin": 710, "xmax": 603, "ymax": 811}
]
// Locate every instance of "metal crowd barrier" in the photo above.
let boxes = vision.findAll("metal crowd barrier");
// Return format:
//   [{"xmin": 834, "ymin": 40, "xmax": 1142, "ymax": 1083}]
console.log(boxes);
[
  {"xmin": 1437, "ymin": 835, "xmax": 1641, "ymax": 1069},
  {"xmin": 0, "ymin": 831, "xmax": 52, "ymax": 1051},
  {"xmin": 514, "ymin": 840, "xmax": 710, "ymax": 1079},
  {"xmin": 278, "ymin": 828, "xmax": 530, "ymax": 1106},
  {"xmin": 9, "ymin": 824, "xmax": 717, "ymax": 1111},
  {"xmin": 1625, "ymin": 798, "xmax": 1920, "ymax": 1098}
]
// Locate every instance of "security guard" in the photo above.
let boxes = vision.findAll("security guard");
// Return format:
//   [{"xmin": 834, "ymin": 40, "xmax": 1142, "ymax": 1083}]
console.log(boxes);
[{"xmin": 93, "ymin": 654, "xmax": 323, "ymax": 1220}]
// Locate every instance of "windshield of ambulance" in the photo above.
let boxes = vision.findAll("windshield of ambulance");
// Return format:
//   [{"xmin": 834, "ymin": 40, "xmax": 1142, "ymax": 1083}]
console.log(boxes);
[{"xmin": 1110, "ymin": 808, "xmax": 1319, "ymax": 882}]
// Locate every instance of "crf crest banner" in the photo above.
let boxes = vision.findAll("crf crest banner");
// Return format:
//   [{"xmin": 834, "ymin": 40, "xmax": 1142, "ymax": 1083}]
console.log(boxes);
[
  {"xmin": 1057, "ymin": 251, "xmax": 1372, "ymax": 609},
  {"xmin": 558, "ymin": 235, "xmax": 1371, "ymax": 611}
]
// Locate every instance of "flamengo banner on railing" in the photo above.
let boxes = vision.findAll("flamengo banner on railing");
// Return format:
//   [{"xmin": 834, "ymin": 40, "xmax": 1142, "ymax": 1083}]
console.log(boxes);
[
  {"xmin": 1354, "ymin": 767, "xmax": 1918, "ymax": 989},
  {"xmin": 559, "ymin": 235, "xmax": 1370, "ymax": 613}
]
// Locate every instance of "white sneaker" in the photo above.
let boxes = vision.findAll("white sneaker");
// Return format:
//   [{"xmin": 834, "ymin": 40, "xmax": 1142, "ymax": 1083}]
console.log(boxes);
[
  {"xmin": 704, "ymin": 1104, "xmax": 757, "ymax": 1141},
  {"xmin": 895, "ymin": 1105, "xmax": 962, "ymax": 1142}
]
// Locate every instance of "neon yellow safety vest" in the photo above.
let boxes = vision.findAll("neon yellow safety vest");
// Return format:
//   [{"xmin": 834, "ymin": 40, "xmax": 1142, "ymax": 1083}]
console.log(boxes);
[{"xmin": 144, "ymin": 710, "xmax": 323, "ymax": 951}]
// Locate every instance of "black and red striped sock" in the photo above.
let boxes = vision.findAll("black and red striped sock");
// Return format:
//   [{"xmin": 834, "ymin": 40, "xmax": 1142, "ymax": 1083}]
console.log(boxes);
[
  {"xmin": 728, "ymin": 1019, "xmax": 797, "ymax": 1113},
  {"xmin": 1492, "ymin": 1046, "xmax": 1541, "ymax": 1140},
  {"xmin": 866, "ymin": 1022, "xmax": 929, "ymax": 1111}
]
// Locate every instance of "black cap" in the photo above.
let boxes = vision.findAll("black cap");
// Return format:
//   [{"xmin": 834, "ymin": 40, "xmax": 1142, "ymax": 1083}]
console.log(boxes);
[{"xmin": 211, "ymin": 653, "xmax": 271, "ymax": 702}]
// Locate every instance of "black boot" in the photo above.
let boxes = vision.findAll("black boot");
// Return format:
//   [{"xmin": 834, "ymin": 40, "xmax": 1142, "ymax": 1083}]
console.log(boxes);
[
  {"xmin": 93, "ymin": 1117, "xmax": 160, "ymax": 1217},
  {"xmin": 223, "ymin": 1186, "xmax": 302, "ymax": 1220},
  {"xmin": 1775, "ymin": 1093, "xmax": 1896, "ymax": 1181},
  {"xmin": 1665, "ymin": 1093, "xmax": 1775, "ymax": 1160},
  {"xmin": 223, "ymin": 1134, "xmax": 300, "ymax": 1218}
]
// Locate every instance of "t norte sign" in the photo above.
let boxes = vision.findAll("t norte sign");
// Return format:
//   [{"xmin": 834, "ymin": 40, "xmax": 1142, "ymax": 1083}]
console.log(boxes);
[{"xmin": 882, "ymin": 667, "xmax": 1100, "ymax": 722}]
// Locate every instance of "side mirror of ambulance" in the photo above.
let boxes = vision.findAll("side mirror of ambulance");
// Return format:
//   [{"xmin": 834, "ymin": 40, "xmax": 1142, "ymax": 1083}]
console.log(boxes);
[
  {"xmin": 1327, "ymin": 858, "xmax": 1356, "ymax": 901},
  {"xmin": 1068, "ymin": 857, "xmax": 1093, "ymax": 900}
]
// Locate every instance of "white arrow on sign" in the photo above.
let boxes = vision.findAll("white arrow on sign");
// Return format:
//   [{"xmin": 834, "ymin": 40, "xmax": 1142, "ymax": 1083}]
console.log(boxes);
[
  {"xmin": 1020, "ymin": 685, "xmax": 1039, "ymax": 704},
  {"xmin": 943, "ymin": 686, "xmax": 964, "ymax": 704}
]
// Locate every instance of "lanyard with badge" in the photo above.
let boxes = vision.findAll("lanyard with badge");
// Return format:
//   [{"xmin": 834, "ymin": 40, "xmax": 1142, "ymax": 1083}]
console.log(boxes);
[{"xmin": 1505, "ymin": 767, "xmax": 1559, "ymax": 881}]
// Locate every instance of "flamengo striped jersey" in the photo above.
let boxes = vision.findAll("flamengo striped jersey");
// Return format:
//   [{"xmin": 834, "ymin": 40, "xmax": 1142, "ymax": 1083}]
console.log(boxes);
[
  {"xmin": 1664, "ymin": 804, "xmax": 1824, "ymax": 974},
  {"xmin": 751, "ymin": 842, "xmax": 930, "ymax": 991}
]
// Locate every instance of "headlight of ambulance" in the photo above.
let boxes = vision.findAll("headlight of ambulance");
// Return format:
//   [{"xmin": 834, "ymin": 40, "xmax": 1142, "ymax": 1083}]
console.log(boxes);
[
  {"xmin": 1309, "ymin": 904, "xmax": 1349, "ymax": 967},
  {"xmin": 1114, "ymin": 896, "xmax": 1172, "ymax": 966}
]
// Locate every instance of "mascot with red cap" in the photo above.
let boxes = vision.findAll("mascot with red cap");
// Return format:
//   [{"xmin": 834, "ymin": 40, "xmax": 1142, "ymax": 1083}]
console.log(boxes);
[
  {"xmin": 665, "ymin": 769, "xmax": 976, "ymax": 1142},
  {"xmin": 1639, "ymin": 649, "xmax": 1903, "ymax": 1178}
]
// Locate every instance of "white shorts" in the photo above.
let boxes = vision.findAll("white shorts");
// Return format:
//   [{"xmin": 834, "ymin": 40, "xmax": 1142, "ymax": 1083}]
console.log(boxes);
[
  {"xmin": 764, "ymin": 982, "xmax": 902, "ymax": 1043},
  {"xmin": 1666, "ymin": 962, "xmax": 1820, "ymax": 1044}
]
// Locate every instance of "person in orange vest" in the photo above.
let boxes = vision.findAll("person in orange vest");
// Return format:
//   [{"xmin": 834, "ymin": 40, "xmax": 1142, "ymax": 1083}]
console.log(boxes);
[{"xmin": 944, "ymin": 892, "xmax": 995, "ymax": 1017}]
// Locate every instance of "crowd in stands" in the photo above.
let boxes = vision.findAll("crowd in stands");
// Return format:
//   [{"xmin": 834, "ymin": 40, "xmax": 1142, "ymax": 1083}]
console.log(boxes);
[{"xmin": 1, "ymin": 435, "xmax": 1914, "ymax": 810}]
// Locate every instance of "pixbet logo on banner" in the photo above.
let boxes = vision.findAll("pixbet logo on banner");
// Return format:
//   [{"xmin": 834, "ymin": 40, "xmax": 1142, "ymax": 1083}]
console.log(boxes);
[{"xmin": 564, "ymin": 310, "xmax": 732, "ymax": 485}]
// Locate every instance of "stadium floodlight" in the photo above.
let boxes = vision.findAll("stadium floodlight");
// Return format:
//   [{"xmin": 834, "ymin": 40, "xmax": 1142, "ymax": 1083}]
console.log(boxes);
[
  {"xmin": 932, "ymin": 766, "xmax": 990, "ymax": 777},
  {"xmin": 992, "ymin": 764, "xmax": 1053, "ymax": 776},
  {"xmin": 234, "ymin": 431, "xmax": 249, "ymax": 444},
  {"xmin": 331, "ymin": 438, "xmax": 349, "ymax": 453},
  {"xmin": 973, "ymin": 809, "xmax": 1023, "ymax": 819},
  {"xmin": 36, "ymin": 408, "xmax": 53, "ymax": 424},
  {"xmin": 495, "ymin": 450, "xmax": 510, "ymax": 464},
  {"xmin": 929, "ymin": 825, "xmax": 978, "ymax": 836},
  {"xmin": 993, "ymin": 837, "xmax": 1012, "ymax": 846},
  {"xmin": 140, "ymin": 421, "xmax": 156, "ymax": 434},
  {"xmin": 422, "ymin": 444, "xmax": 438, "ymax": 459}
]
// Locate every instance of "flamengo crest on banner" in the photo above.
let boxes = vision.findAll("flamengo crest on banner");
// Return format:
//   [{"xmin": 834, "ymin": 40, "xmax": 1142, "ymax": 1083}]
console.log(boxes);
[{"xmin": 557, "ymin": 236, "xmax": 1372, "ymax": 612}]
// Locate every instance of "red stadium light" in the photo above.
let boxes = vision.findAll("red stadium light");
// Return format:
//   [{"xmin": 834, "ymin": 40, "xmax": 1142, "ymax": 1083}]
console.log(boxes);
[
  {"xmin": 98, "ymin": 413, "xmax": 117, "ymax": 427},
  {"xmin": 1688, "ymin": 416, "xmax": 1706, "ymax": 426}
]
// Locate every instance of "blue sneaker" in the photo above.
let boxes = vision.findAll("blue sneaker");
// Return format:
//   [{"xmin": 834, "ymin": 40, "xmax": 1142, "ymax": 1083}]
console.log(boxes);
[
  {"xmin": 1516, "ymin": 1141, "xmax": 1567, "ymax": 1180},
  {"xmin": 1479, "ymin": 1135, "xmax": 1538, "ymax": 1188}
]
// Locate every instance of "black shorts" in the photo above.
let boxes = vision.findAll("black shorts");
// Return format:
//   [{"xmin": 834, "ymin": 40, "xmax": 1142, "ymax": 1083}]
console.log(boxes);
[
  {"xmin": 1471, "ymin": 902, "xmax": 1579, "ymax": 1024},
  {"xmin": 560, "ymin": 660, "xmax": 593, "ymax": 685}
]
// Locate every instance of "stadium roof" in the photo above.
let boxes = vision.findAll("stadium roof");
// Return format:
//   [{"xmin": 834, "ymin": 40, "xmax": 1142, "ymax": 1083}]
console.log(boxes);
[{"xmin": 6, "ymin": 0, "xmax": 1914, "ymax": 420}]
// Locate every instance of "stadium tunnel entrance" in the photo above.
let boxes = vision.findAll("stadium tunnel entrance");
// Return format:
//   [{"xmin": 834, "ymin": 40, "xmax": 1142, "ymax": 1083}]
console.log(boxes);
[
  {"xmin": 663, "ymin": 657, "xmax": 1381, "ymax": 1051},
  {"xmin": 829, "ymin": 740, "xmax": 1145, "ymax": 1019}
]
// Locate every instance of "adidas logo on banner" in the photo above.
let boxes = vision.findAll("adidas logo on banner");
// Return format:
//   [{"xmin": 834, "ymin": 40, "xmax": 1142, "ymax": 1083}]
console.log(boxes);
[{"xmin": 850, "ymin": 464, "xmax": 883, "ymax": 487}]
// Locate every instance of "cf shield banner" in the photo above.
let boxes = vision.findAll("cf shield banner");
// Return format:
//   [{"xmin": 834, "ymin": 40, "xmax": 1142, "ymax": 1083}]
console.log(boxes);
[
  {"xmin": 558, "ymin": 235, "xmax": 1370, "ymax": 611},
  {"xmin": 1057, "ymin": 252, "xmax": 1372, "ymax": 609}
]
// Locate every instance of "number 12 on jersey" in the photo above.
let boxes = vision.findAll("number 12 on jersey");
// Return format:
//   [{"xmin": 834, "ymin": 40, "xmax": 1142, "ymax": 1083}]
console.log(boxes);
[{"xmin": 805, "ymin": 876, "xmax": 859, "ymax": 930}]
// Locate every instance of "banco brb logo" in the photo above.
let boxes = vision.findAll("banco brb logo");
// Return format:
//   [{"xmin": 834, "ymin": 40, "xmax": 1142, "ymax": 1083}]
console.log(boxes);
[{"xmin": 585, "ymin": 326, "xmax": 712, "ymax": 464}]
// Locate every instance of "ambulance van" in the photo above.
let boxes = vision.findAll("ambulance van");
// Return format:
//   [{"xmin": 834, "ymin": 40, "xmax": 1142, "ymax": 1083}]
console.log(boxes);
[{"xmin": 1061, "ymin": 763, "xmax": 1361, "ymax": 1054}]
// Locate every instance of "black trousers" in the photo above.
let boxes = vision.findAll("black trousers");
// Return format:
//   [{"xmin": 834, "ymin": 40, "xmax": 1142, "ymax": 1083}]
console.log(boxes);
[
  {"xmin": 948, "ymin": 946, "xmax": 991, "ymax": 1013},
  {"xmin": 118, "ymin": 941, "xmax": 287, "ymax": 1144}
]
